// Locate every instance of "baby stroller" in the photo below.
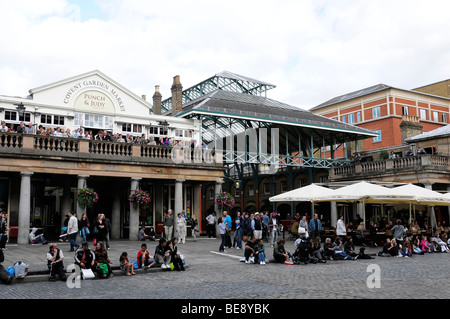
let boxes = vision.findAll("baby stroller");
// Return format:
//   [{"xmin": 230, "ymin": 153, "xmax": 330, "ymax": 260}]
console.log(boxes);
[{"xmin": 293, "ymin": 238, "xmax": 312, "ymax": 264}]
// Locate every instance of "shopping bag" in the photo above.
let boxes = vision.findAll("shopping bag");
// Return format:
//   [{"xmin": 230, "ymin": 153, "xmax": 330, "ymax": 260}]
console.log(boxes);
[{"xmin": 81, "ymin": 268, "xmax": 95, "ymax": 279}]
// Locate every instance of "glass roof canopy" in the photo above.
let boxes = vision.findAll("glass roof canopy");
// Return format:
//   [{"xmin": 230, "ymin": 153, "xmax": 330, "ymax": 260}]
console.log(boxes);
[
  {"xmin": 160, "ymin": 71, "xmax": 276, "ymax": 114},
  {"xmin": 161, "ymin": 71, "xmax": 378, "ymax": 169}
]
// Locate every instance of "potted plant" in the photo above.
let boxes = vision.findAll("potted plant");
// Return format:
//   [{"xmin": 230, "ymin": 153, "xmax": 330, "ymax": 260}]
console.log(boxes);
[
  {"xmin": 129, "ymin": 189, "xmax": 151, "ymax": 209},
  {"xmin": 77, "ymin": 188, "xmax": 99, "ymax": 209},
  {"xmin": 215, "ymin": 192, "xmax": 235, "ymax": 212}
]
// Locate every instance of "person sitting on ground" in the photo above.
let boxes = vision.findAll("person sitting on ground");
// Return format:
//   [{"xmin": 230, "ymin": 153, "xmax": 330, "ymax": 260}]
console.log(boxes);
[
  {"xmin": 167, "ymin": 239, "xmax": 185, "ymax": 271},
  {"xmin": 74, "ymin": 242, "xmax": 96, "ymax": 271},
  {"xmin": 273, "ymin": 239, "xmax": 293, "ymax": 264},
  {"xmin": 385, "ymin": 238, "xmax": 399, "ymax": 256},
  {"xmin": 323, "ymin": 237, "xmax": 336, "ymax": 260},
  {"xmin": 332, "ymin": 237, "xmax": 357, "ymax": 260},
  {"xmin": 119, "ymin": 252, "xmax": 135, "ymax": 276},
  {"xmin": 420, "ymin": 236, "xmax": 433, "ymax": 253},
  {"xmin": 343, "ymin": 236, "xmax": 358, "ymax": 258},
  {"xmin": 399, "ymin": 238, "xmax": 413, "ymax": 258},
  {"xmin": 137, "ymin": 243, "xmax": 155, "ymax": 269},
  {"xmin": 0, "ymin": 248, "xmax": 13, "ymax": 285},
  {"xmin": 154, "ymin": 237, "xmax": 171, "ymax": 269},
  {"xmin": 29, "ymin": 227, "xmax": 47, "ymax": 245},
  {"xmin": 256, "ymin": 238, "xmax": 266, "ymax": 265},
  {"xmin": 311, "ymin": 237, "xmax": 326, "ymax": 263},
  {"xmin": 46, "ymin": 243, "xmax": 67, "ymax": 282},
  {"xmin": 412, "ymin": 236, "xmax": 424, "ymax": 255},
  {"xmin": 431, "ymin": 233, "xmax": 450, "ymax": 253},
  {"xmin": 139, "ymin": 226, "xmax": 151, "ymax": 241},
  {"xmin": 244, "ymin": 236, "xmax": 258, "ymax": 264},
  {"xmin": 94, "ymin": 241, "xmax": 112, "ymax": 278},
  {"xmin": 147, "ymin": 227, "xmax": 157, "ymax": 241}
]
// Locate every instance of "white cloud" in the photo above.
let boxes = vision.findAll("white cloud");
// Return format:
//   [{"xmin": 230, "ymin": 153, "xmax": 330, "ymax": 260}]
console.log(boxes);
[{"xmin": 0, "ymin": 0, "xmax": 449, "ymax": 109}]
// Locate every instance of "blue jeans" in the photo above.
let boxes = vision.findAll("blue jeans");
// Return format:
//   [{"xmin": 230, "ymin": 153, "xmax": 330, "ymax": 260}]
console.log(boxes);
[
  {"xmin": 68, "ymin": 233, "xmax": 79, "ymax": 251},
  {"xmin": 219, "ymin": 234, "xmax": 226, "ymax": 252},
  {"xmin": 258, "ymin": 252, "xmax": 265, "ymax": 263},
  {"xmin": 81, "ymin": 227, "xmax": 90, "ymax": 242},
  {"xmin": 233, "ymin": 228, "xmax": 242, "ymax": 248}
]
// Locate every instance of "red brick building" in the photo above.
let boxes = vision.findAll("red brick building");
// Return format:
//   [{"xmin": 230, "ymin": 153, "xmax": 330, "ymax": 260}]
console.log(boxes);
[{"xmin": 310, "ymin": 83, "xmax": 450, "ymax": 157}]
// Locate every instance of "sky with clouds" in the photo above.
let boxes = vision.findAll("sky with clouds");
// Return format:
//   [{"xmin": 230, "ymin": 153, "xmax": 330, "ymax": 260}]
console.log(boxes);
[{"xmin": 0, "ymin": 0, "xmax": 449, "ymax": 109}]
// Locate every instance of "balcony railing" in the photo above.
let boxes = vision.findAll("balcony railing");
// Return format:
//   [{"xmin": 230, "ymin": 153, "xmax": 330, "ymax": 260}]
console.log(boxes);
[
  {"xmin": 330, "ymin": 154, "xmax": 450, "ymax": 181},
  {"xmin": 0, "ymin": 132, "xmax": 219, "ymax": 167}
]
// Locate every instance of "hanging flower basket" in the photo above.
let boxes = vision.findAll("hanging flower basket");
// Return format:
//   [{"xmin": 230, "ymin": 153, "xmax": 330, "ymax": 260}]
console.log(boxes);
[
  {"xmin": 129, "ymin": 189, "xmax": 151, "ymax": 209},
  {"xmin": 215, "ymin": 192, "xmax": 235, "ymax": 211},
  {"xmin": 77, "ymin": 188, "xmax": 99, "ymax": 209}
]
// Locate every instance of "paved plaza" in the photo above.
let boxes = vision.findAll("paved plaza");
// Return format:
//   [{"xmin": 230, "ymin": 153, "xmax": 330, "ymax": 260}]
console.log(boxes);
[{"xmin": 1, "ymin": 235, "xmax": 449, "ymax": 302}]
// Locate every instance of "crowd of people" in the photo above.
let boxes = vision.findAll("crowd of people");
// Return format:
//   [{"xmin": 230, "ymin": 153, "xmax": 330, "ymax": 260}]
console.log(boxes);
[
  {"xmin": 210, "ymin": 208, "xmax": 450, "ymax": 265},
  {"xmin": 1, "ymin": 120, "xmax": 209, "ymax": 150}
]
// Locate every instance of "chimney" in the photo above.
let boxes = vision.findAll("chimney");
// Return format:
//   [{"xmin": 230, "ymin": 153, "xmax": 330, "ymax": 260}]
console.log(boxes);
[
  {"xmin": 152, "ymin": 85, "xmax": 162, "ymax": 115},
  {"xmin": 400, "ymin": 115, "xmax": 423, "ymax": 144},
  {"xmin": 171, "ymin": 75, "xmax": 183, "ymax": 116}
]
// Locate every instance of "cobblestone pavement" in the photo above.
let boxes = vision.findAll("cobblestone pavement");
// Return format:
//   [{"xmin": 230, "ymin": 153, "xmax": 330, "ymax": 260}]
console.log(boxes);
[{"xmin": 1, "ymin": 236, "xmax": 449, "ymax": 300}]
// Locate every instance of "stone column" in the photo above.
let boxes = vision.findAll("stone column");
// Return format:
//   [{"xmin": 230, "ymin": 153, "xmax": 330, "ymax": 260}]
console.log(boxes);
[
  {"xmin": 330, "ymin": 201, "xmax": 337, "ymax": 228},
  {"xmin": 129, "ymin": 178, "xmax": 141, "ymax": 241},
  {"xmin": 61, "ymin": 182, "xmax": 72, "ymax": 219},
  {"xmin": 174, "ymin": 179, "xmax": 184, "ymax": 215},
  {"xmin": 214, "ymin": 180, "xmax": 222, "ymax": 214},
  {"xmin": 111, "ymin": 183, "xmax": 121, "ymax": 240},
  {"xmin": 77, "ymin": 175, "xmax": 89, "ymax": 216},
  {"xmin": 193, "ymin": 183, "xmax": 202, "ymax": 231},
  {"xmin": 18, "ymin": 172, "xmax": 33, "ymax": 245}
]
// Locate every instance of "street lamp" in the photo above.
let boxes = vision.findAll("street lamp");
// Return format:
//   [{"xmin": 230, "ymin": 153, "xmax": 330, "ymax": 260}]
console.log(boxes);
[
  {"xmin": 158, "ymin": 120, "xmax": 170, "ymax": 134},
  {"xmin": 15, "ymin": 102, "xmax": 26, "ymax": 117}
]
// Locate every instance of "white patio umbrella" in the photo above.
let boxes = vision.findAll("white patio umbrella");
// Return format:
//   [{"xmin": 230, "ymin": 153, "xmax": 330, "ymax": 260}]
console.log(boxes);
[
  {"xmin": 313, "ymin": 181, "xmax": 415, "ymax": 222},
  {"xmin": 269, "ymin": 183, "xmax": 336, "ymax": 202},
  {"xmin": 388, "ymin": 184, "xmax": 450, "ymax": 225},
  {"xmin": 269, "ymin": 183, "xmax": 337, "ymax": 218}
]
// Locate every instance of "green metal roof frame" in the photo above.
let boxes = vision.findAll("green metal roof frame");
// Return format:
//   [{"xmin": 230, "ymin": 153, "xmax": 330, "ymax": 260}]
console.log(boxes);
[{"xmin": 160, "ymin": 71, "xmax": 276, "ymax": 114}]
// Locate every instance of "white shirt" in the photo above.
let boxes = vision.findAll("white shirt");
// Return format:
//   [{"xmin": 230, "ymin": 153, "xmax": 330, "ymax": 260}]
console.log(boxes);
[
  {"xmin": 67, "ymin": 215, "xmax": 79, "ymax": 234},
  {"xmin": 336, "ymin": 219, "xmax": 346, "ymax": 236}
]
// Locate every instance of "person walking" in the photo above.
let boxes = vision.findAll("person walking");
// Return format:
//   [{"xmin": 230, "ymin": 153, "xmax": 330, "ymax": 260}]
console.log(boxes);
[
  {"xmin": 67, "ymin": 211, "xmax": 79, "ymax": 252},
  {"xmin": 176, "ymin": 212, "xmax": 186, "ymax": 244},
  {"xmin": 80, "ymin": 213, "xmax": 90, "ymax": 243},
  {"xmin": 269, "ymin": 212, "xmax": 279, "ymax": 248},
  {"xmin": 233, "ymin": 212, "xmax": 242, "ymax": 249},
  {"xmin": 163, "ymin": 209, "xmax": 174, "ymax": 240}
]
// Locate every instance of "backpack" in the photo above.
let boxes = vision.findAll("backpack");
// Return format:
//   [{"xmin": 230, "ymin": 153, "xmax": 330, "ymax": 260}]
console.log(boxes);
[{"xmin": 13, "ymin": 261, "xmax": 29, "ymax": 279}]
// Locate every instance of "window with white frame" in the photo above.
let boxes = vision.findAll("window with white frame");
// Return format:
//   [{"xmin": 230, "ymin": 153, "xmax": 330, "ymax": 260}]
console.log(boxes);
[
  {"xmin": 234, "ymin": 187, "xmax": 240, "ymax": 197},
  {"xmin": 419, "ymin": 109, "xmax": 427, "ymax": 120},
  {"xmin": 348, "ymin": 113, "xmax": 355, "ymax": 124},
  {"xmin": 443, "ymin": 113, "xmax": 448, "ymax": 123},
  {"xmin": 402, "ymin": 106, "xmax": 409, "ymax": 116},
  {"xmin": 373, "ymin": 130, "xmax": 382, "ymax": 142},
  {"xmin": 372, "ymin": 107, "xmax": 381, "ymax": 119},
  {"xmin": 356, "ymin": 111, "xmax": 361, "ymax": 122},
  {"xmin": 433, "ymin": 111, "xmax": 439, "ymax": 122},
  {"xmin": 341, "ymin": 115, "xmax": 347, "ymax": 123}
]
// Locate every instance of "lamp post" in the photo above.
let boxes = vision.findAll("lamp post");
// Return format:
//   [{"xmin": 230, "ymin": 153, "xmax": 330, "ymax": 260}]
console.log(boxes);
[{"xmin": 15, "ymin": 102, "xmax": 26, "ymax": 118}]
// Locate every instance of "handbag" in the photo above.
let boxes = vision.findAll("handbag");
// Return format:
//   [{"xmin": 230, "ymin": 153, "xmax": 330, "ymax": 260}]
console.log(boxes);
[{"xmin": 298, "ymin": 227, "xmax": 306, "ymax": 234}]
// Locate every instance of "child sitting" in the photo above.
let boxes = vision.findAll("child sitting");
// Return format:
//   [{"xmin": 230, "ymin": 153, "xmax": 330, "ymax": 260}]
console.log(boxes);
[{"xmin": 119, "ymin": 252, "xmax": 135, "ymax": 276}]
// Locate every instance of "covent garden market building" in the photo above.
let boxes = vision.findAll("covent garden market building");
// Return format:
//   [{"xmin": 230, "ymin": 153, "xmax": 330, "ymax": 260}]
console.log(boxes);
[{"xmin": 0, "ymin": 70, "xmax": 376, "ymax": 244}]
